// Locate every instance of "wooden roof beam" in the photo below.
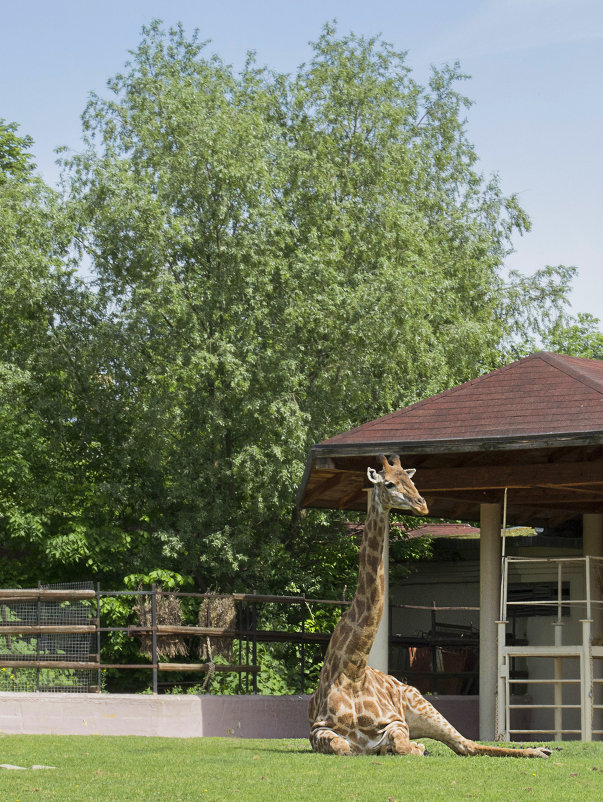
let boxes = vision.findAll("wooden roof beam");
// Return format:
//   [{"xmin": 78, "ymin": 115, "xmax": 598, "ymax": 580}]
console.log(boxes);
[
  {"xmin": 416, "ymin": 460, "xmax": 603, "ymax": 492},
  {"xmin": 302, "ymin": 472, "xmax": 345, "ymax": 507}
]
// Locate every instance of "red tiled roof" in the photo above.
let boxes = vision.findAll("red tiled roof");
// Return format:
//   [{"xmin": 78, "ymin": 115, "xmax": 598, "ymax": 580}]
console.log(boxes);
[{"xmin": 319, "ymin": 352, "xmax": 603, "ymax": 447}]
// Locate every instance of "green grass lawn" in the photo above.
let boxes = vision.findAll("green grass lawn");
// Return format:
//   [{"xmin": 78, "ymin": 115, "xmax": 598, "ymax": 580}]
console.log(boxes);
[{"xmin": 0, "ymin": 736, "xmax": 602, "ymax": 802}]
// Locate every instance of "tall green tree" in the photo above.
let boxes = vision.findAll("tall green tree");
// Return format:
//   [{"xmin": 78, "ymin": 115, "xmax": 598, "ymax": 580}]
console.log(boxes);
[
  {"xmin": 543, "ymin": 312, "xmax": 603, "ymax": 359},
  {"xmin": 59, "ymin": 21, "xmax": 576, "ymax": 593},
  {"xmin": 0, "ymin": 121, "xmax": 74, "ymax": 582},
  {"xmin": 3, "ymin": 22, "xmax": 577, "ymax": 595}
]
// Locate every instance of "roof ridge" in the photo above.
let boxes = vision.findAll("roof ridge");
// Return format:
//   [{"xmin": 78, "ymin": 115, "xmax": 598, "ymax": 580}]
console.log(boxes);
[{"xmin": 537, "ymin": 351, "xmax": 603, "ymax": 397}]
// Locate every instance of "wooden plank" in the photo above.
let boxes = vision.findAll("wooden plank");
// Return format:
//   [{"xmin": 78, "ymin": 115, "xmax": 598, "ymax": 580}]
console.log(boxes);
[
  {"xmin": 158, "ymin": 663, "xmax": 259, "ymax": 673},
  {"xmin": 157, "ymin": 625, "xmax": 236, "ymax": 636},
  {"xmin": 0, "ymin": 625, "xmax": 96, "ymax": 634},
  {"xmin": 0, "ymin": 589, "xmax": 96, "ymax": 601},
  {"xmin": 0, "ymin": 660, "xmax": 99, "ymax": 670},
  {"xmin": 130, "ymin": 625, "xmax": 335, "ymax": 643}
]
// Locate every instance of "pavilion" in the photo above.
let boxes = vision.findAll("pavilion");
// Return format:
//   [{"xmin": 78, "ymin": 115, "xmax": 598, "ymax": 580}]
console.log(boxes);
[{"xmin": 297, "ymin": 351, "xmax": 603, "ymax": 739}]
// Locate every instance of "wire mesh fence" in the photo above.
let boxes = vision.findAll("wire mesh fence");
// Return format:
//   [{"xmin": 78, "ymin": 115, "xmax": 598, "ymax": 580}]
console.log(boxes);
[
  {"xmin": 0, "ymin": 582, "xmax": 96, "ymax": 692},
  {"xmin": 0, "ymin": 585, "xmax": 350, "ymax": 694}
]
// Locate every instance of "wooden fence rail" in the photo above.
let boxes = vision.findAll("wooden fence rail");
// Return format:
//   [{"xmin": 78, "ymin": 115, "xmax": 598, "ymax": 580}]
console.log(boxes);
[{"xmin": 0, "ymin": 587, "xmax": 479, "ymax": 695}]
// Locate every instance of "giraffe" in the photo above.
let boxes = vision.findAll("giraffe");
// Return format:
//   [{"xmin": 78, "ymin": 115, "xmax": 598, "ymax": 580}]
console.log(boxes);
[{"xmin": 308, "ymin": 454, "xmax": 551, "ymax": 759}]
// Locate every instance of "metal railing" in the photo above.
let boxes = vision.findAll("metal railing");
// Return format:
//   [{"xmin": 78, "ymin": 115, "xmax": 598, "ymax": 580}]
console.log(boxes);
[{"xmin": 497, "ymin": 556, "xmax": 603, "ymax": 742}]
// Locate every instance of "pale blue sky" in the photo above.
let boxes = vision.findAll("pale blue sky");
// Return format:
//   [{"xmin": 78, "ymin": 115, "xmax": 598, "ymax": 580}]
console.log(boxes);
[{"xmin": 2, "ymin": 0, "xmax": 602, "ymax": 324}]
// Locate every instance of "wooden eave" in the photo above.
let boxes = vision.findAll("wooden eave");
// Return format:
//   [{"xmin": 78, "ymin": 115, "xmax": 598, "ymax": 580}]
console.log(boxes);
[
  {"xmin": 297, "ymin": 432, "xmax": 603, "ymax": 528},
  {"xmin": 297, "ymin": 353, "xmax": 603, "ymax": 528}
]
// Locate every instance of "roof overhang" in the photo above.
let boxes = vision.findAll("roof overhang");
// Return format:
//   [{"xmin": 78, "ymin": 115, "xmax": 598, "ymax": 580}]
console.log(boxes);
[{"xmin": 297, "ymin": 430, "xmax": 603, "ymax": 529}]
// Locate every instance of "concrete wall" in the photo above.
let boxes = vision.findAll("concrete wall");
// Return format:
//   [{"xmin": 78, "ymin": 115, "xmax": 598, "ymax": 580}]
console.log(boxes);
[
  {"xmin": 0, "ymin": 693, "xmax": 311, "ymax": 738},
  {"xmin": 0, "ymin": 692, "xmax": 481, "ymax": 741}
]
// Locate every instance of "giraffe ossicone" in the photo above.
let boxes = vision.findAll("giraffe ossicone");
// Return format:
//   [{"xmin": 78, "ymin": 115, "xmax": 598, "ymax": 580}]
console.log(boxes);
[{"xmin": 308, "ymin": 454, "xmax": 551, "ymax": 759}]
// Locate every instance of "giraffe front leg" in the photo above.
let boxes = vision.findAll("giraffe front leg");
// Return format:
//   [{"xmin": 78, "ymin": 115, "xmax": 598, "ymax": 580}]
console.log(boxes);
[
  {"xmin": 310, "ymin": 727, "xmax": 353, "ymax": 755},
  {"xmin": 385, "ymin": 722, "xmax": 426, "ymax": 756}
]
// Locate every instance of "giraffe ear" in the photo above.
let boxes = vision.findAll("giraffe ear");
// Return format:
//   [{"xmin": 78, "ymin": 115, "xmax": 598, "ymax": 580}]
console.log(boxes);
[
  {"xmin": 367, "ymin": 467, "xmax": 383, "ymax": 484},
  {"xmin": 405, "ymin": 468, "xmax": 416, "ymax": 479}
]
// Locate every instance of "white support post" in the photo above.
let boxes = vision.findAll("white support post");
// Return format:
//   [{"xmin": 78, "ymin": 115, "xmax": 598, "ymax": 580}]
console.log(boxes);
[
  {"xmin": 480, "ymin": 503, "xmax": 502, "ymax": 741},
  {"xmin": 580, "ymin": 618, "xmax": 593, "ymax": 741},
  {"xmin": 367, "ymin": 492, "xmax": 389, "ymax": 674}
]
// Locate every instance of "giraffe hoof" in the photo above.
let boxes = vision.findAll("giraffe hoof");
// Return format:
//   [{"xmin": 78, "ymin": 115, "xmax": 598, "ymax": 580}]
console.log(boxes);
[
  {"xmin": 410, "ymin": 742, "xmax": 425, "ymax": 756},
  {"xmin": 534, "ymin": 747, "xmax": 551, "ymax": 758},
  {"xmin": 330, "ymin": 736, "xmax": 353, "ymax": 756}
]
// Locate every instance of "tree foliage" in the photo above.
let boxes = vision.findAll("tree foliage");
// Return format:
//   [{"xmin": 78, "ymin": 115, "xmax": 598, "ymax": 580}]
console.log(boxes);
[{"xmin": 0, "ymin": 22, "xmax": 589, "ymax": 597}]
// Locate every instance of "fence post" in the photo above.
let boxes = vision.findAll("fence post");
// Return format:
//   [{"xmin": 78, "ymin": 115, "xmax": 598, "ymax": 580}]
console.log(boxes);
[
  {"xmin": 252, "ymin": 591, "xmax": 258, "ymax": 694},
  {"xmin": 245, "ymin": 598, "xmax": 251, "ymax": 693},
  {"xmin": 36, "ymin": 580, "xmax": 41, "ymax": 692},
  {"xmin": 237, "ymin": 597, "xmax": 242, "ymax": 694},
  {"xmin": 151, "ymin": 584, "xmax": 158, "ymax": 694},
  {"xmin": 300, "ymin": 594, "xmax": 306, "ymax": 695},
  {"xmin": 96, "ymin": 582, "xmax": 102, "ymax": 693}
]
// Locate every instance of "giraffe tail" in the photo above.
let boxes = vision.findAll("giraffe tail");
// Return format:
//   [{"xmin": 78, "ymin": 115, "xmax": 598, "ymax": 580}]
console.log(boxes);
[{"xmin": 467, "ymin": 742, "xmax": 552, "ymax": 759}]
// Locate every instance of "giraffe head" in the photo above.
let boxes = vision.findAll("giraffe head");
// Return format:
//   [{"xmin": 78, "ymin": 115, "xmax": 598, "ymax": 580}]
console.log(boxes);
[{"xmin": 367, "ymin": 454, "xmax": 429, "ymax": 515}]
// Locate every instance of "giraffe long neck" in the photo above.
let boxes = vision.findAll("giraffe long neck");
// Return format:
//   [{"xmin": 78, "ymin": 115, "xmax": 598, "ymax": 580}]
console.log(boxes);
[{"xmin": 325, "ymin": 487, "xmax": 389, "ymax": 681}]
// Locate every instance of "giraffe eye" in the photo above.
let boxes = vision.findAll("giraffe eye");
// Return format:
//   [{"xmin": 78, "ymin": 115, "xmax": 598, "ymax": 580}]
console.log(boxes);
[{"xmin": 384, "ymin": 481, "xmax": 395, "ymax": 489}]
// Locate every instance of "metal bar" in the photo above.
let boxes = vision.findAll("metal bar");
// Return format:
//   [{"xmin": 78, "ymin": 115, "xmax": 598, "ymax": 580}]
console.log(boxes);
[
  {"xmin": 151, "ymin": 584, "xmax": 158, "ymax": 695},
  {"xmin": 503, "ymin": 646, "xmax": 582, "ymax": 656},
  {"xmin": 554, "ymin": 656, "xmax": 563, "ymax": 741},
  {"xmin": 245, "ymin": 601, "xmax": 250, "ymax": 694},
  {"xmin": 509, "ymin": 704, "xmax": 581, "ymax": 709},
  {"xmin": 251, "ymin": 592, "xmax": 258, "ymax": 694},
  {"xmin": 237, "ymin": 603, "xmax": 242, "ymax": 695},
  {"xmin": 96, "ymin": 582, "xmax": 102, "ymax": 693},
  {"xmin": 508, "ymin": 678, "xmax": 581, "ymax": 684},
  {"xmin": 505, "ymin": 557, "xmax": 589, "ymax": 563},
  {"xmin": 390, "ymin": 604, "xmax": 480, "ymax": 611},
  {"xmin": 35, "ymin": 580, "xmax": 41, "ymax": 693},
  {"xmin": 497, "ymin": 620, "xmax": 507, "ymax": 740},
  {"xmin": 554, "ymin": 618, "xmax": 563, "ymax": 741},
  {"xmin": 506, "ymin": 600, "xmax": 589, "ymax": 606},
  {"xmin": 509, "ymin": 729, "xmax": 582, "ymax": 734}
]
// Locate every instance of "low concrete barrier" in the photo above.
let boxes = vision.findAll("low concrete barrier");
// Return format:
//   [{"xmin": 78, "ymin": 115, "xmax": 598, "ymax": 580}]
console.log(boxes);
[
  {"xmin": 0, "ymin": 692, "xmax": 482, "ymax": 739},
  {"xmin": 0, "ymin": 692, "xmax": 311, "ymax": 738}
]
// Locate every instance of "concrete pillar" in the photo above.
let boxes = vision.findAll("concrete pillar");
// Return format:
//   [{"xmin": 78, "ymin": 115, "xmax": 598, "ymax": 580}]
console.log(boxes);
[
  {"xmin": 368, "ymin": 496, "xmax": 389, "ymax": 673},
  {"xmin": 583, "ymin": 513, "xmax": 603, "ymax": 638},
  {"xmin": 480, "ymin": 503, "xmax": 502, "ymax": 741}
]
